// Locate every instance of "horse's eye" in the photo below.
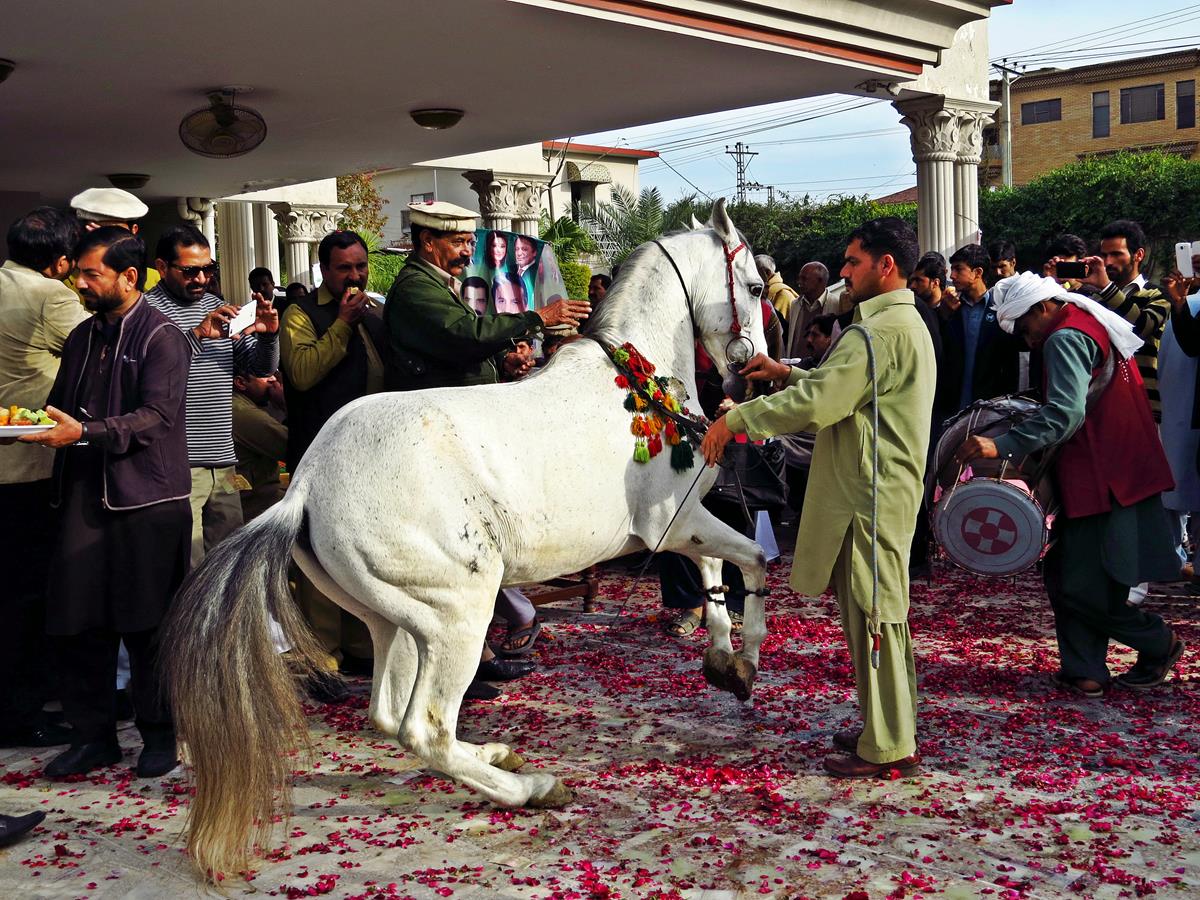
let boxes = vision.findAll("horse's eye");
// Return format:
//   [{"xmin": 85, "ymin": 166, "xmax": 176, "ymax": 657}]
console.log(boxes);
[{"xmin": 749, "ymin": 283, "xmax": 763, "ymax": 298}]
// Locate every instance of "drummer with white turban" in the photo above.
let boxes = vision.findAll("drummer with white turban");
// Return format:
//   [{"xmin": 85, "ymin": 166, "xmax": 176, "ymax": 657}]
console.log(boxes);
[{"xmin": 956, "ymin": 272, "xmax": 1184, "ymax": 696}]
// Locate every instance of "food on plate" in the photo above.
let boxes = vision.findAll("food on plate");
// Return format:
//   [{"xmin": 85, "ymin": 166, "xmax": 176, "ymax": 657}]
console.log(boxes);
[{"xmin": 1, "ymin": 405, "xmax": 55, "ymax": 427}]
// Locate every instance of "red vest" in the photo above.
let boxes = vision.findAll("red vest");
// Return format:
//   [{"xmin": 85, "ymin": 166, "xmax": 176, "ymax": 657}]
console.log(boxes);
[{"xmin": 1048, "ymin": 305, "xmax": 1174, "ymax": 518}]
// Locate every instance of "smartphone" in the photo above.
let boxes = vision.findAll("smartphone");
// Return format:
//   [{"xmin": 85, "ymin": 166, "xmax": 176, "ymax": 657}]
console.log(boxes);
[
  {"xmin": 1176, "ymin": 242, "xmax": 1195, "ymax": 278},
  {"xmin": 1056, "ymin": 261, "xmax": 1088, "ymax": 279}
]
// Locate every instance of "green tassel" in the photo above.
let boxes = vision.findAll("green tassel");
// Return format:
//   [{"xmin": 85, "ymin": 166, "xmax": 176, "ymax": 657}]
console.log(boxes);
[
  {"xmin": 623, "ymin": 394, "xmax": 638, "ymax": 412},
  {"xmin": 671, "ymin": 440, "xmax": 695, "ymax": 472},
  {"xmin": 634, "ymin": 441, "xmax": 651, "ymax": 463}
]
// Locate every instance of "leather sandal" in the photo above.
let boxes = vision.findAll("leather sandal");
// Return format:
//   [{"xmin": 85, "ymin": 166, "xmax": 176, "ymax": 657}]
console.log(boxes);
[
  {"xmin": 497, "ymin": 616, "xmax": 542, "ymax": 658},
  {"xmin": 1054, "ymin": 671, "xmax": 1105, "ymax": 698},
  {"xmin": 664, "ymin": 610, "xmax": 703, "ymax": 637},
  {"xmin": 1118, "ymin": 637, "xmax": 1185, "ymax": 690}
]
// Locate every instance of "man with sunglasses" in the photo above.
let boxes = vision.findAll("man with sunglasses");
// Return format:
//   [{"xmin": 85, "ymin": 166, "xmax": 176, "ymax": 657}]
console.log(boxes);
[{"xmin": 145, "ymin": 224, "xmax": 279, "ymax": 566}]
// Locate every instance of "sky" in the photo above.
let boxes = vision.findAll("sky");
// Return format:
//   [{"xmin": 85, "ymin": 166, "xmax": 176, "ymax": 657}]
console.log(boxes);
[{"xmin": 572, "ymin": 1, "xmax": 1197, "ymax": 204}]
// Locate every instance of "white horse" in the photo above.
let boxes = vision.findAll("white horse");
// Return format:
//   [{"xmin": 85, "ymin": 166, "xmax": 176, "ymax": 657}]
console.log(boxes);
[{"xmin": 163, "ymin": 200, "xmax": 771, "ymax": 877}]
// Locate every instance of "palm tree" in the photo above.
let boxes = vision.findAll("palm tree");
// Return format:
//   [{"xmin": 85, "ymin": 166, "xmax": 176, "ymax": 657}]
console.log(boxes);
[
  {"xmin": 580, "ymin": 186, "xmax": 670, "ymax": 265},
  {"xmin": 538, "ymin": 213, "xmax": 597, "ymax": 263}
]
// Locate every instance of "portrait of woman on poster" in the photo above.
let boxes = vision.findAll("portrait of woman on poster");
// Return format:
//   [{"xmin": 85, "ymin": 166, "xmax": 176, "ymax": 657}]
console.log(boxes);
[{"xmin": 485, "ymin": 230, "xmax": 510, "ymax": 271}]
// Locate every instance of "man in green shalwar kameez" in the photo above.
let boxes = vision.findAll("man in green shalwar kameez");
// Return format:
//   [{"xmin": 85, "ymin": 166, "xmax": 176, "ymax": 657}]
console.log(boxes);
[{"xmin": 702, "ymin": 218, "xmax": 935, "ymax": 778}]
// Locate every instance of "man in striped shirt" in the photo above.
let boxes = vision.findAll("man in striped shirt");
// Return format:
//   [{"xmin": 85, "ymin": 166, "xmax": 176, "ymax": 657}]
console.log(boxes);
[
  {"xmin": 1073, "ymin": 219, "xmax": 1170, "ymax": 422},
  {"xmin": 145, "ymin": 224, "xmax": 279, "ymax": 565}
]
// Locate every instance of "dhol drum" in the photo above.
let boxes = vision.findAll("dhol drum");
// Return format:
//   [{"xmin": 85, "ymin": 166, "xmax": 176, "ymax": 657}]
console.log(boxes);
[{"xmin": 928, "ymin": 395, "xmax": 1058, "ymax": 577}]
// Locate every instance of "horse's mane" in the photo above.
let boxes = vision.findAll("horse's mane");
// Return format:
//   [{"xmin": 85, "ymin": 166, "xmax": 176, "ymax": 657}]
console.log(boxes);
[{"xmin": 583, "ymin": 230, "xmax": 697, "ymax": 348}]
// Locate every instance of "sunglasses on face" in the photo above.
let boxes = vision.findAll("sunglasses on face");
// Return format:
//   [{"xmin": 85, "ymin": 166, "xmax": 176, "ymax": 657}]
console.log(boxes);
[{"xmin": 170, "ymin": 263, "xmax": 218, "ymax": 279}]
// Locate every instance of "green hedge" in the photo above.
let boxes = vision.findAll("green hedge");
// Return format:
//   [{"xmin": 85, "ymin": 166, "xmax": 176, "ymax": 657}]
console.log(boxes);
[{"xmin": 560, "ymin": 259, "xmax": 592, "ymax": 300}]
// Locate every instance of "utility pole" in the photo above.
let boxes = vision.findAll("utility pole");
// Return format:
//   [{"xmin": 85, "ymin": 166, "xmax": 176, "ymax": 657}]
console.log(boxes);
[
  {"xmin": 725, "ymin": 142, "xmax": 758, "ymax": 204},
  {"xmin": 993, "ymin": 60, "xmax": 1022, "ymax": 188},
  {"xmin": 745, "ymin": 181, "xmax": 775, "ymax": 204}
]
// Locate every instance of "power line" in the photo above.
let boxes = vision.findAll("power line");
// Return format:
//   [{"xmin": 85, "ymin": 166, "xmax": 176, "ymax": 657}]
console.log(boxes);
[{"xmin": 992, "ymin": 4, "xmax": 1200, "ymax": 61}]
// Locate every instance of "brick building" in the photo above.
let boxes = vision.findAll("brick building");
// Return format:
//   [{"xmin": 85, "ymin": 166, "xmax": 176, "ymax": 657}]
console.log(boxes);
[{"xmin": 983, "ymin": 49, "xmax": 1200, "ymax": 187}]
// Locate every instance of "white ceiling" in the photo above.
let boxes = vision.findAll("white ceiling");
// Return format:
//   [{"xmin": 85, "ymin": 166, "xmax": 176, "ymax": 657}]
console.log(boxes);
[{"xmin": 0, "ymin": 0, "xmax": 989, "ymax": 203}]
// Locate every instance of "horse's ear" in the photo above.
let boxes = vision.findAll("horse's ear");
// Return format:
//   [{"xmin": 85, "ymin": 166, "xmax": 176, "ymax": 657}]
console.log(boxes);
[
  {"xmin": 708, "ymin": 198, "xmax": 735, "ymax": 242},
  {"xmin": 689, "ymin": 214, "xmax": 704, "ymax": 231}
]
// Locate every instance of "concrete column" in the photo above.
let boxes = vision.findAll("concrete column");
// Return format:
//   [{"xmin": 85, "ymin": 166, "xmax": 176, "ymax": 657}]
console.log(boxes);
[
  {"xmin": 951, "ymin": 102, "xmax": 997, "ymax": 251},
  {"xmin": 512, "ymin": 176, "xmax": 551, "ymax": 237},
  {"xmin": 463, "ymin": 170, "xmax": 517, "ymax": 231},
  {"xmin": 268, "ymin": 202, "xmax": 346, "ymax": 288},
  {"xmin": 253, "ymin": 202, "xmax": 282, "ymax": 280},
  {"xmin": 215, "ymin": 201, "xmax": 255, "ymax": 305},
  {"xmin": 895, "ymin": 96, "xmax": 960, "ymax": 259},
  {"xmin": 176, "ymin": 197, "xmax": 215, "ymax": 246}
]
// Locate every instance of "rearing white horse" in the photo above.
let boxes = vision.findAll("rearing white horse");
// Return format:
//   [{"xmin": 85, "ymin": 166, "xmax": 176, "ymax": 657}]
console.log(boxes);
[{"xmin": 163, "ymin": 200, "xmax": 770, "ymax": 877}]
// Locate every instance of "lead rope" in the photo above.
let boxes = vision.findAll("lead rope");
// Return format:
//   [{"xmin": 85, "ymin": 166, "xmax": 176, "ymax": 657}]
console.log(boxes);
[{"xmin": 844, "ymin": 324, "xmax": 882, "ymax": 669}]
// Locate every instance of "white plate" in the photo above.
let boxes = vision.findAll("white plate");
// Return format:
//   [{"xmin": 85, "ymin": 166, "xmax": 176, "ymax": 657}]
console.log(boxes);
[{"xmin": 0, "ymin": 423, "xmax": 54, "ymax": 434}]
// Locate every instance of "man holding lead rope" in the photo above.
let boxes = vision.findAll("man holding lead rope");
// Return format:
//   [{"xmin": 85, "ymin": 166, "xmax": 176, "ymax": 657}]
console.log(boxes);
[
  {"xmin": 955, "ymin": 272, "xmax": 1184, "ymax": 698},
  {"xmin": 702, "ymin": 218, "xmax": 934, "ymax": 779}
]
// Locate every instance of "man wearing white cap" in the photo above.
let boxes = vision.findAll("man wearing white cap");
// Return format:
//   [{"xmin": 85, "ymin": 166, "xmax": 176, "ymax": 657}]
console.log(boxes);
[
  {"xmin": 384, "ymin": 201, "xmax": 590, "ymax": 390},
  {"xmin": 69, "ymin": 188, "xmax": 159, "ymax": 290},
  {"xmin": 956, "ymin": 272, "xmax": 1185, "ymax": 696},
  {"xmin": 384, "ymin": 202, "xmax": 591, "ymax": 699}
]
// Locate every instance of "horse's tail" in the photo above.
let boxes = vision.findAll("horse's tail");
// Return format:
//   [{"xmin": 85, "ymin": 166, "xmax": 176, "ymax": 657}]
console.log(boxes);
[{"xmin": 162, "ymin": 484, "xmax": 328, "ymax": 880}]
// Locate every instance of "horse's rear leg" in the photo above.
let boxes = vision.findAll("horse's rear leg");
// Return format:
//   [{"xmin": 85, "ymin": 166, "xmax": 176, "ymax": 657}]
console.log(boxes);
[{"xmin": 400, "ymin": 615, "xmax": 570, "ymax": 808}]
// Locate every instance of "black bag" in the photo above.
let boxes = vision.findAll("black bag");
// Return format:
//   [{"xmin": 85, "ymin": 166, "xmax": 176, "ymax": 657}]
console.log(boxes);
[{"xmin": 709, "ymin": 440, "xmax": 788, "ymax": 517}]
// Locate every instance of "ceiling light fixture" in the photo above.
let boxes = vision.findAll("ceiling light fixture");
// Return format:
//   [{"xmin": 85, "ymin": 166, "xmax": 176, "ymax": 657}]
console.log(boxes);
[
  {"xmin": 107, "ymin": 173, "xmax": 151, "ymax": 190},
  {"xmin": 410, "ymin": 108, "xmax": 465, "ymax": 130}
]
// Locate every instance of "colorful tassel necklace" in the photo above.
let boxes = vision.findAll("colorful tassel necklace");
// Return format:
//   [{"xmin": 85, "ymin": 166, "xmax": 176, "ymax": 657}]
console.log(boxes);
[{"xmin": 610, "ymin": 342, "xmax": 704, "ymax": 472}]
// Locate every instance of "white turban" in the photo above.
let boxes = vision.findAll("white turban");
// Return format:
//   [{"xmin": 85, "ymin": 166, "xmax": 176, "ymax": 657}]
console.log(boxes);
[{"xmin": 991, "ymin": 271, "xmax": 1143, "ymax": 360}]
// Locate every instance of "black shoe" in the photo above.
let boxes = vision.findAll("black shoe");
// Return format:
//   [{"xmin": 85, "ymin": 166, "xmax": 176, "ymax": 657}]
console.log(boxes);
[
  {"xmin": 0, "ymin": 722, "xmax": 74, "ymax": 749},
  {"xmin": 114, "ymin": 688, "xmax": 135, "ymax": 722},
  {"xmin": 45, "ymin": 740, "xmax": 122, "ymax": 779},
  {"xmin": 339, "ymin": 654, "xmax": 374, "ymax": 677},
  {"xmin": 136, "ymin": 731, "xmax": 178, "ymax": 778},
  {"xmin": 0, "ymin": 811, "xmax": 46, "ymax": 847},
  {"xmin": 1118, "ymin": 637, "xmax": 1185, "ymax": 690},
  {"xmin": 304, "ymin": 671, "xmax": 350, "ymax": 704},
  {"xmin": 476, "ymin": 657, "xmax": 535, "ymax": 682},
  {"xmin": 464, "ymin": 679, "xmax": 502, "ymax": 701}
]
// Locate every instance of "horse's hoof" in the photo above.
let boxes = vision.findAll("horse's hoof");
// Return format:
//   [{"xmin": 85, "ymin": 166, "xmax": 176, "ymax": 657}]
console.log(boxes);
[
  {"xmin": 702, "ymin": 646, "xmax": 734, "ymax": 691},
  {"xmin": 729, "ymin": 656, "xmax": 757, "ymax": 703},
  {"xmin": 495, "ymin": 750, "xmax": 525, "ymax": 772},
  {"xmin": 528, "ymin": 778, "xmax": 573, "ymax": 808}
]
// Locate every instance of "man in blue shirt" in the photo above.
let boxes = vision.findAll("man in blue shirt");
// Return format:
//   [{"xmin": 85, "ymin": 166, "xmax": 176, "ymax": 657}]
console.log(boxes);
[{"xmin": 944, "ymin": 243, "xmax": 1021, "ymax": 412}]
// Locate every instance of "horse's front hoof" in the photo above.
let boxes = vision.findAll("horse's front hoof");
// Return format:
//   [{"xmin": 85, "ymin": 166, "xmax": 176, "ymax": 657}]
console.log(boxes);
[
  {"xmin": 528, "ymin": 777, "xmax": 573, "ymax": 808},
  {"xmin": 728, "ymin": 656, "xmax": 757, "ymax": 702},
  {"xmin": 495, "ymin": 750, "xmax": 525, "ymax": 772},
  {"xmin": 702, "ymin": 646, "xmax": 734, "ymax": 692}
]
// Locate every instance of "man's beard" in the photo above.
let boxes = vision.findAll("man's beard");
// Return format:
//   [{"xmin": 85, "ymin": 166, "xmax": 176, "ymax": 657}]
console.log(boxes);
[
  {"xmin": 1106, "ymin": 263, "xmax": 1132, "ymax": 286},
  {"xmin": 81, "ymin": 289, "xmax": 123, "ymax": 313}
]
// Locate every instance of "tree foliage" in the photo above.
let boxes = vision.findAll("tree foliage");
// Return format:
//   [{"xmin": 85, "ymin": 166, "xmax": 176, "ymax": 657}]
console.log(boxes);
[
  {"xmin": 559, "ymin": 259, "xmax": 592, "ymax": 300},
  {"xmin": 581, "ymin": 185, "xmax": 671, "ymax": 264},
  {"xmin": 980, "ymin": 151, "xmax": 1200, "ymax": 277},
  {"xmin": 336, "ymin": 172, "xmax": 389, "ymax": 239},
  {"xmin": 358, "ymin": 230, "xmax": 404, "ymax": 295},
  {"xmin": 538, "ymin": 213, "xmax": 596, "ymax": 263}
]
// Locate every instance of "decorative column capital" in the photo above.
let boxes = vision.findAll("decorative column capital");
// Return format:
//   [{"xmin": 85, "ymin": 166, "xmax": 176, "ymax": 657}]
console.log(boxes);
[
  {"xmin": 893, "ymin": 96, "xmax": 960, "ymax": 162},
  {"xmin": 948, "ymin": 100, "xmax": 998, "ymax": 166},
  {"xmin": 268, "ymin": 203, "xmax": 347, "ymax": 243},
  {"xmin": 463, "ymin": 170, "xmax": 552, "ymax": 229}
]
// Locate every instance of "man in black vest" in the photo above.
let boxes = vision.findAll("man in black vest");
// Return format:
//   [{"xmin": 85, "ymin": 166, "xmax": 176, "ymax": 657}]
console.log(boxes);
[{"xmin": 279, "ymin": 230, "xmax": 387, "ymax": 674}]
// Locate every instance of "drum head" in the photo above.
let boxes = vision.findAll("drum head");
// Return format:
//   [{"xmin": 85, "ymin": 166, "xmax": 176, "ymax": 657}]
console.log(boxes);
[{"xmin": 932, "ymin": 479, "xmax": 1048, "ymax": 577}]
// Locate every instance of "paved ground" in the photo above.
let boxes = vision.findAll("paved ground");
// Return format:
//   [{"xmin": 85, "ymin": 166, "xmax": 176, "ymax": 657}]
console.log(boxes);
[{"xmin": 1, "ymin": 551, "xmax": 1197, "ymax": 899}]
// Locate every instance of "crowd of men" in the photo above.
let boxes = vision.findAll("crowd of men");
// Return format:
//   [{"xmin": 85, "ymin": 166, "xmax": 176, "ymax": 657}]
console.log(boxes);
[{"xmin": 0, "ymin": 186, "xmax": 1192, "ymax": 845}]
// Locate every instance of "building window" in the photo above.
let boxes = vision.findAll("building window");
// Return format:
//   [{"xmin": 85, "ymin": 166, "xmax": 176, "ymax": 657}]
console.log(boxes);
[
  {"xmin": 1093, "ymin": 91, "xmax": 1110, "ymax": 138},
  {"xmin": 1120, "ymin": 83, "xmax": 1165, "ymax": 124},
  {"xmin": 1178, "ymin": 80, "xmax": 1196, "ymax": 129},
  {"xmin": 1020, "ymin": 98, "xmax": 1062, "ymax": 125}
]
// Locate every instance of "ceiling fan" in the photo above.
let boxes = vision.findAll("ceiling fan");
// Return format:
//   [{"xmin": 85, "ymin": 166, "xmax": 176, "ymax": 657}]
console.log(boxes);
[{"xmin": 179, "ymin": 88, "xmax": 267, "ymax": 159}]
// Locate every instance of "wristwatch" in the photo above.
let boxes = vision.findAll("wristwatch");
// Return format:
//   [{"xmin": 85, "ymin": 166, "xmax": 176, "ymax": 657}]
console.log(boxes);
[{"xmin": 76, "ymin": 421, "xmax": 90, "ymax": 447}]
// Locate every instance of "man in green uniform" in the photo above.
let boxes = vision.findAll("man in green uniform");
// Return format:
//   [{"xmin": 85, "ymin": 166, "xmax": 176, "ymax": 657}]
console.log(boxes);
[
  {"xmin": 384, "ymin": 202, "xmax": 590, "ymax": 390},
  {"xmin": 702, "ymin": 218, "xmax": 934, "ymax": 778}
]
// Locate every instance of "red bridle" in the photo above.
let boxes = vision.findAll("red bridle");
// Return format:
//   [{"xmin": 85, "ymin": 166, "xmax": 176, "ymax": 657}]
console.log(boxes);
[{"xmin": 724, "ymin": 240, "xmax": 747, "ymax": 334}]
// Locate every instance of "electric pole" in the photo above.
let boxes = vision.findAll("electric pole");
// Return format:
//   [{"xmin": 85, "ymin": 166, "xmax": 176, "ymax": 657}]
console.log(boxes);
[
  {"xmin": 745, "ymin": 181, "xmax": 775, "ymax": 204},
  {"xmin": 993, "ymin": 60, "xmax": 1022, "ymax": 189},
  {"xmin": 726, "ymin": 142, "xmax": 758, "ymax": 204}
]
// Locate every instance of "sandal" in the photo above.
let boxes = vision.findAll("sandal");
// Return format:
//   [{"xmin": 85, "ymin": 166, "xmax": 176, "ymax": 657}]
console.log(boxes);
[
  {"xmin": 497, "ymin": 616, "xmax": 542, "ymax": 658},
  {"xmin": 1054, "ymin": 671, "xmax": 1105, "ymax": 698},
  {"xmin": 664, "ymin": 610, "xmax": 704, "ymax": 637},
  {"xmin": 729, "ymin": 610, "xmax": 744, "ymax": 634}
]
